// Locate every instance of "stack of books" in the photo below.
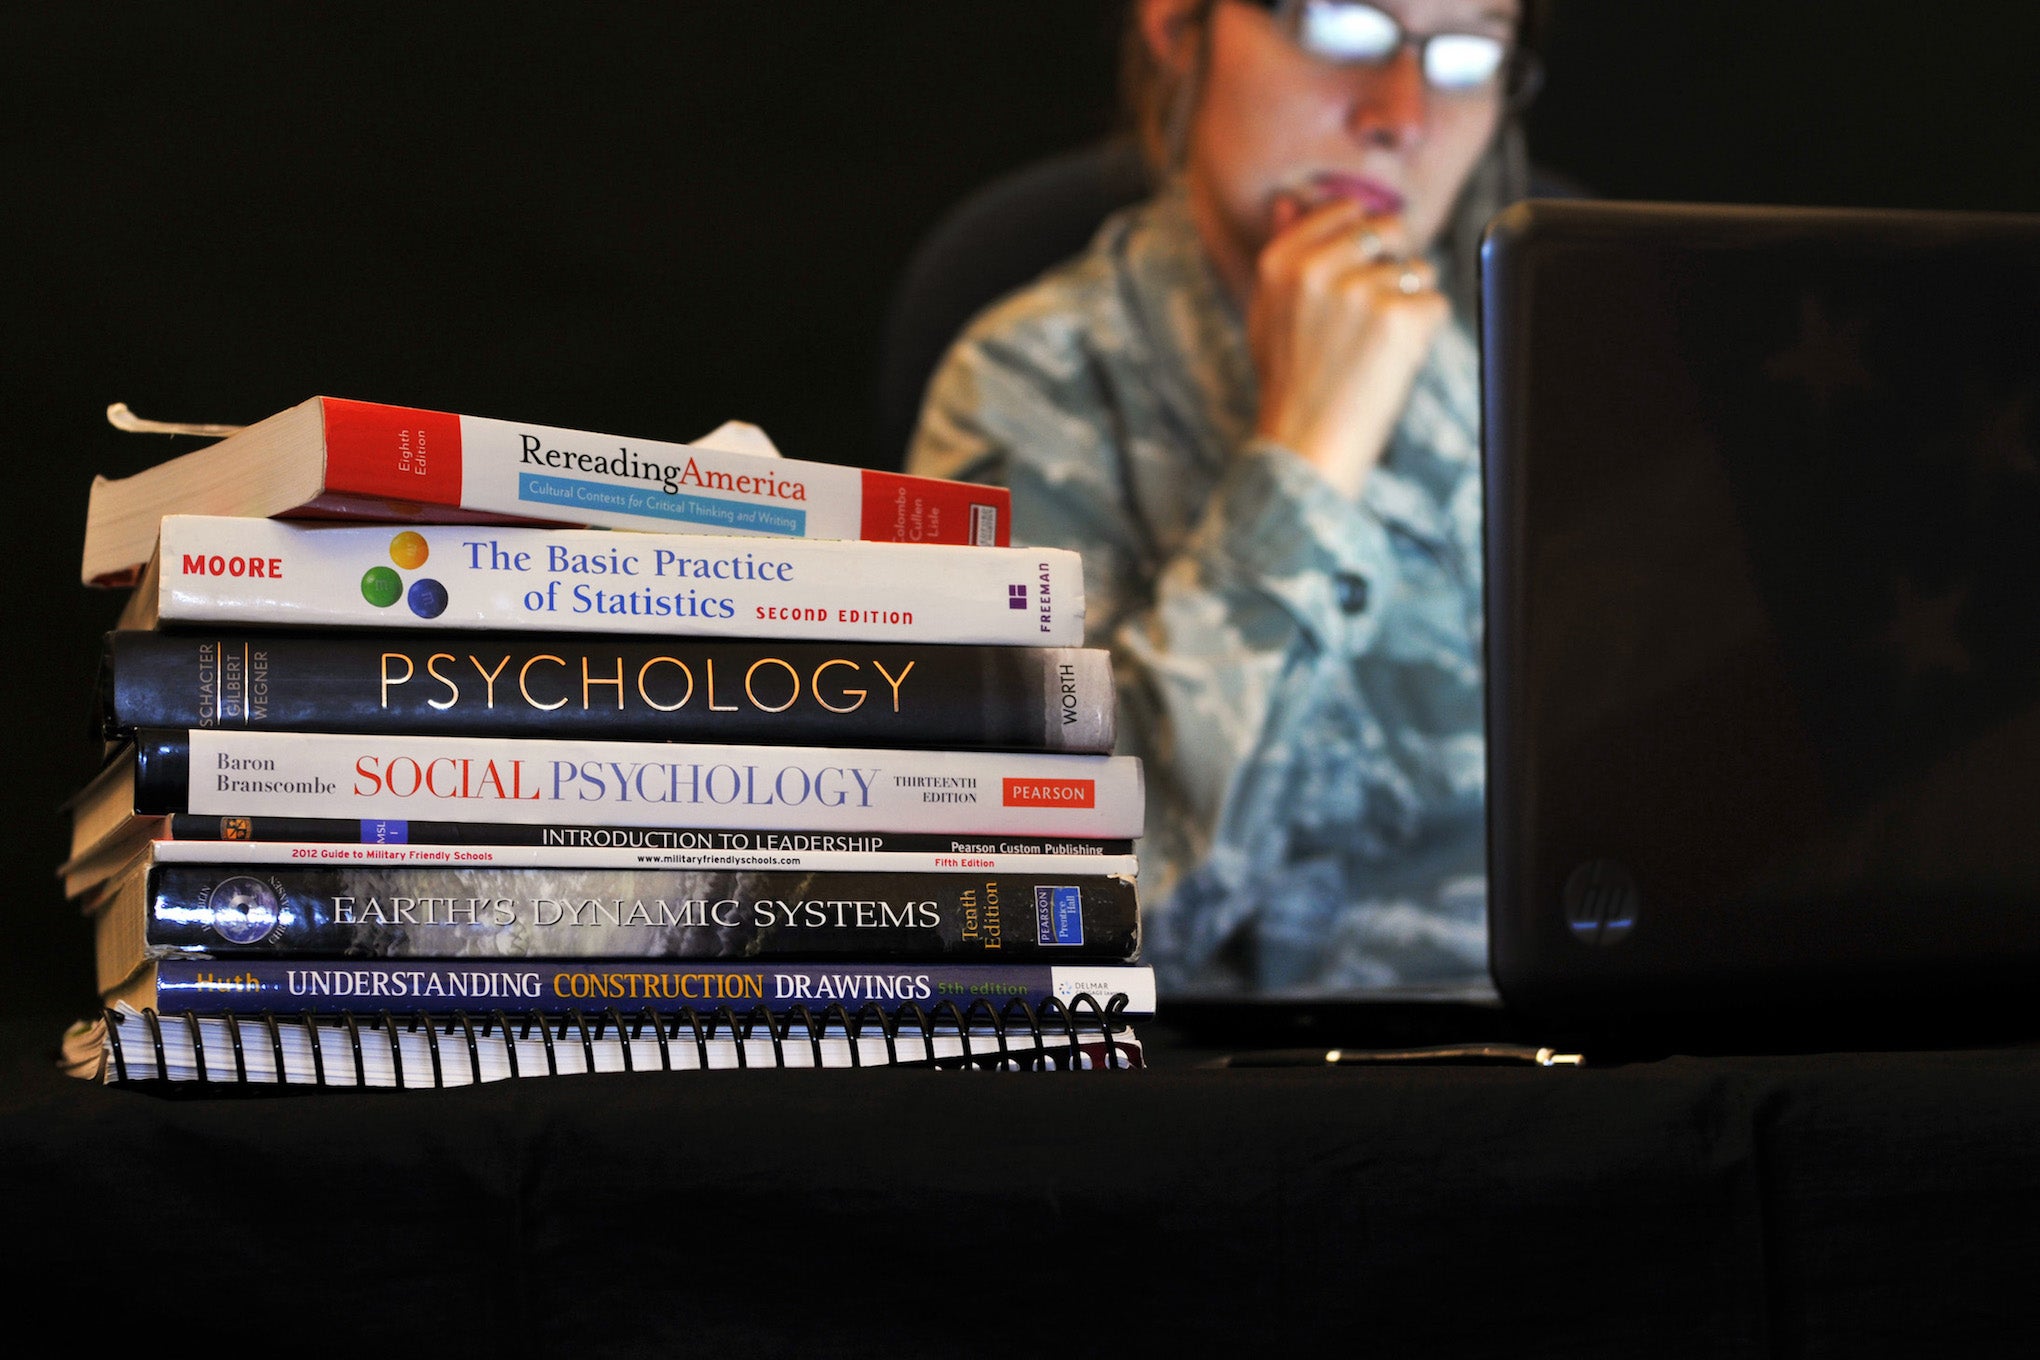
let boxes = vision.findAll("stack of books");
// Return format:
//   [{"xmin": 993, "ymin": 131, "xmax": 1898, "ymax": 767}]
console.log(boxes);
[{"xmin": 58, "ymin": 397, "xmax": 1153, "ymax": 1086}]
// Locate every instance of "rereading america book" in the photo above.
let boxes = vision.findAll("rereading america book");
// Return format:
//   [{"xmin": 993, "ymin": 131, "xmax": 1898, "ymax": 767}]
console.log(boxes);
[
  {"xmin": 120, "ymin": 515, "xmax": 1083, "ymax": 644},
  {"xmin": 101, "ymin": 957, "xmax": 1160, "ymax": 1022},
  {"xmin": 90, "ymin": 728, "xmax": 1146, "ymax": 837},
  {"xmin": 82, "ymin": 395, "xmax": 1012, "ymax": 586},
  {"xmin": 95, "ymin": 629, "xmax": 1114, "ymax": 752},
  {"xmin": 89, "ymin": 858, "xmax": 1141, "ymax": 989},
  {"xmin": 64, "ymin": 1004, "xmax": 1147, "ymax": 1084}
]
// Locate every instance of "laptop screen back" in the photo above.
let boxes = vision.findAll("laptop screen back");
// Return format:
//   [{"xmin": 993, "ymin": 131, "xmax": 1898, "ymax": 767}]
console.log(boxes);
[{"xmin": 1480, "ymin": 200, "xmax": 2040, "ymax": 1036}]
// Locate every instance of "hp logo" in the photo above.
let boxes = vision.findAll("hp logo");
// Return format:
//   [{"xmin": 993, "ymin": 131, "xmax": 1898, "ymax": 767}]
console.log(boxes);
[{"xmin": 1563, "ymin": 860, "xmax": 1638, "ymax": 946}]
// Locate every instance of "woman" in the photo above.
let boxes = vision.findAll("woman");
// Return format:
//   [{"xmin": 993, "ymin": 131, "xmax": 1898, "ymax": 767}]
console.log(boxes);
[{"xmin": 907, "ymin": 0, "xmax": 1534, "ymax": 998}]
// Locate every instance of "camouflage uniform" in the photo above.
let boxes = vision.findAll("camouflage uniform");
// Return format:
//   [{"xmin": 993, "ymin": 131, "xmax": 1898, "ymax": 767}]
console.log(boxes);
[{"xmin": 908, "ymin": 182, "xmax": 1490, "ymax": 999}]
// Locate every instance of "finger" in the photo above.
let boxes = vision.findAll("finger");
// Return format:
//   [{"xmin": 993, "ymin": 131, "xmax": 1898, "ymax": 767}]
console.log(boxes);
[
  {"xmin": 1270, "ymin": 193, "xmax": 1306, "ymax": 238},
  {"xmin": 1355, "ymin": 216, "xmax": 1412, "ymax": 263},
  {"xmin": 1287, "ymin": 210, "xmax": 1415, "ymax": 284},
  {"xmin": 1357, "ymin": 256, "xmax": 1437, "ymax": 298},
  {"xmin": 1273, "ymin": 190, "xmax": 1365, "ymax": 231},
  {"xmin": 1301, "ymin": 202, "xmax": 1412, "ymax": 261},
  {"xmin": 1273, "ymin": 181, "xmax": 1409, "ymax": 241},
  {"xmin": 1352, "ymin": 261, "xmax": 1453, "ymax": 343},
  {"xmin": 1263, "ymin": 197, "xmax": 1366, "ymax": 268},
  {"xmin": 1308, "ymin": 253, "xmax": 1433, "ymax": 314},
  {"xmin": 1280, "ymin": 202, "xmax": 1411, "ymax": 261},
  {"xmin": 1281, "ymin": 213, "xmax": 1410, "ymax": 296},
  {"xmin": 1320, "ymin": 260, "xmax": 1445, "ymax": 333}
]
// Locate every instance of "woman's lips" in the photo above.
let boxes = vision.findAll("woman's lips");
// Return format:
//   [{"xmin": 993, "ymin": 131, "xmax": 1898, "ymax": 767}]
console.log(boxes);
[{"xmin": 1306, "ymin": 173, "xmax": 1406, "ymax": 216}]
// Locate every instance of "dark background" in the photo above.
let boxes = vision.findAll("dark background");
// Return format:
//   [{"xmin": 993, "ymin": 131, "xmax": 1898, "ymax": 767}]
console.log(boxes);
[{"xmin": 6, "ymin": 1, "xmax": 2039, "ymax": 1021}]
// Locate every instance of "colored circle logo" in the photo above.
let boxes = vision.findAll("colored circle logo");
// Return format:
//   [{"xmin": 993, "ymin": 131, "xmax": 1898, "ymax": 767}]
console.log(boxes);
[
  {"xmin": 207, "ymin": 876, "xmax": 282, "ymax": 945},
  {"xmin": 361, "ymin": 566, "xmax": 402, "ymax": 608},
  {"xmin": 389, "ymin": 531, "xmax": 430, "ymax": 570},
  {"xmin": 408, "ymin": 577, "xmax": 449, "ymax": 618}
]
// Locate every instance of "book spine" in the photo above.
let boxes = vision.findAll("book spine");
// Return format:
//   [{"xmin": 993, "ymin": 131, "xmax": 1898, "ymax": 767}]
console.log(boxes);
[
  {"xmin": 121, "ymin": 863, "xmax": 1139, "ymax": 961},
  {"xmin": 100, "ymin": 630, "xmax": 1115, "ymax": 752},
  {"xmin": 319, "ymin": 397, "xmax": 1011, "ymax": 546},
  {"xmin": 158, "ymin": 813, "xmax": 1136, "ymax": 858},
  {"xmin": 132, "ymin": 729, "xmax": 1146, "ymax": 836},
  {"xmin": 145, "ymin": 839, "xmax": 1141, "ymax": 876},
  {"xmin": 127, "ymin": 959, "xmax": 1160, "ymax": 1019},
  {"xmin": 149, "ymin": 515, "xmax": 1080, "ymax": 643}
]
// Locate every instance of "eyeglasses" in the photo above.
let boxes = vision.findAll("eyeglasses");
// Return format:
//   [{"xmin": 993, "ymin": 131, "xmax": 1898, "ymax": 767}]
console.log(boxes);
[{"xmin": 1244, "ymin": 0, "xmax": 1515, "ymax": 94}]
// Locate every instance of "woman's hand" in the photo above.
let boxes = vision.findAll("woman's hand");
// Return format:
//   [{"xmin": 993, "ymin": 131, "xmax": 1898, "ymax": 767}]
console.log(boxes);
[{"xmin": 1246, "ymin": 196, "xmax": 1450, "ymax": 498}]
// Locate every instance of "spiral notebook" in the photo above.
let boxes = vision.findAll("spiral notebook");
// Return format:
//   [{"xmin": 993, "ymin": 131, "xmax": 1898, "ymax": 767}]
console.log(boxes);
[{"xmin": 65, "ymin": 1000, "xmax": 1146, "ymax": 1087}]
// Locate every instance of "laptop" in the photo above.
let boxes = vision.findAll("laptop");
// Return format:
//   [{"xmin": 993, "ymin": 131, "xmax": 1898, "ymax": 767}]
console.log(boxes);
[
  {"xmin": 1161, "ymin": 197, "xmax": 2040, "ymax": 1062},
  {"xmin": 1480, "ymin": 198, "xmax": 2040, "ymax": 1054}
]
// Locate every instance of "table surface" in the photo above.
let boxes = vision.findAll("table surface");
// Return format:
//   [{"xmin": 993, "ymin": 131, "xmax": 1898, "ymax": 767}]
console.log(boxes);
[{"xmin": 7, "ymin": 1007, "xmax": 2040, "ymax": 1357}]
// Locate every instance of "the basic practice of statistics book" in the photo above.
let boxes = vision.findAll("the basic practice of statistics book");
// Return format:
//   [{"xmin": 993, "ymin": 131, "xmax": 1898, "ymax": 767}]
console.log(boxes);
[
  {"xmin": 90, "ymin": 859, "xmax": 1142, "ymax": 982},
  {"xmin": 102, "ymin": 957, "xmax": 1161, "ymax": 1021},
  {"xmin": 99, "ymin": 728, "xmax": 1147, "ymax": 836},
  {"xmin": 95, "ymin": 629, "xmax": 1115, "ymax": 752},
  {"xmin": 64, "ymin": 1006, "xmax": 1148, "ymax": 1083},
  {"xmin": 120, "ymin": 515, "xmax": 1084, "ymax": 645},
  {"xmin": 82, "ymin": 395, "xmax": 1012, "ymax": 586}
]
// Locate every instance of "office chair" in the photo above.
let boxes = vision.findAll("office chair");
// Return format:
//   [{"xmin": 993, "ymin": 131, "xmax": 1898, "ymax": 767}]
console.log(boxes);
[{"xmin": 875, "ymin": 138, "xmax": 1152, "ymax": 471}]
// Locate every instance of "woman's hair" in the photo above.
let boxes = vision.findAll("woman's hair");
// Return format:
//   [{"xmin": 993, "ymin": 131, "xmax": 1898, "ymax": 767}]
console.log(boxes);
[
  {"xmin": 1116, "ymin": 0, "xmax": 1551, "ymax": 315},
  {"xmin": 1117, "ymin": 0, "xmax": 1218, "ymax": 180}
]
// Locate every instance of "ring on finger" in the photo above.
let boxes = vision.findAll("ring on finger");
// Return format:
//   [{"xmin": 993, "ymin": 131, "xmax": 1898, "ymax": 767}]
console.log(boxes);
[
  {"xmin": 1357, "ymin": 229, "xmax": 1385, "ymax": 259},
  {"xmin": 1396, "ymin": 267, "xmax": 1425, "ymax": 295}
]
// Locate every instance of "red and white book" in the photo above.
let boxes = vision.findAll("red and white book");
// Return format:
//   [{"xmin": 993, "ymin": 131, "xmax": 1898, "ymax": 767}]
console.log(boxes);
[
  {"xmin": 123, "ymin": 514, "xmax": 1084, "ymax": 645},
  {"xmin": 83, "ymin": 395, "xmax": 1011, "ymax": 586},
  {"xmin": 104, "ymin": 728, "xmax": 1148, "ymax": 838}
]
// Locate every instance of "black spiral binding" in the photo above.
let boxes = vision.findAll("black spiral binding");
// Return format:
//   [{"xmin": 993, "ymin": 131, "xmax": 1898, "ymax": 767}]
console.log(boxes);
[{"xmin": 95, "ymin": 993, "xmax": 1140, "ymax": 1091}]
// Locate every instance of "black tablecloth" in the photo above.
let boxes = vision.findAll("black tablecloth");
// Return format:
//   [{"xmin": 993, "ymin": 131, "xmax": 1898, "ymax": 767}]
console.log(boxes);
[{"xmin": 6, "ymin": 1013, "xmax": 2038, "ymax": 1357}]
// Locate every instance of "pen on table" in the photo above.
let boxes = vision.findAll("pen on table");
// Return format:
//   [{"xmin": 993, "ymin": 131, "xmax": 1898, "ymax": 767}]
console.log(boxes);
[{"xmin": 1203, "ymin": 1044, "xmax": 1586, "ymax": 1069}]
